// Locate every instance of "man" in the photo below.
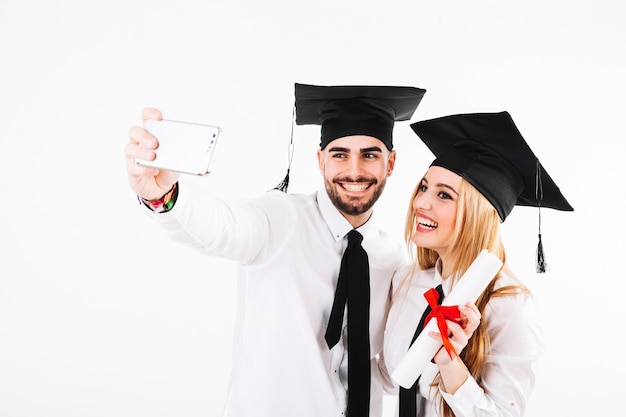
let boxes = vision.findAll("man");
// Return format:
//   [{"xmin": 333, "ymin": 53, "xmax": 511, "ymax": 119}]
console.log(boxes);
[{"xmin": 124, "ymin": 83, "xmax": 426, "ymax": 417}]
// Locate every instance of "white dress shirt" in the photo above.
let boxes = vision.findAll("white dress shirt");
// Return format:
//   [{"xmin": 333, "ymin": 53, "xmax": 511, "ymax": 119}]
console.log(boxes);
[
  {"xmin": 144, "ymin": 180, "xmax": 407, "ymax": 417},
  {"xmin": 384, "ymin": 264, "xmax": 545, "ymax": 417}
]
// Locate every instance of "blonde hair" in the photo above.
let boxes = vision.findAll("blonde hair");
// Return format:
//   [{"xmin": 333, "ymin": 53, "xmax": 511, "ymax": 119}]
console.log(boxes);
[{"xmin": 399, "ymin": 177, "xmax": 529, "ymax": 417}]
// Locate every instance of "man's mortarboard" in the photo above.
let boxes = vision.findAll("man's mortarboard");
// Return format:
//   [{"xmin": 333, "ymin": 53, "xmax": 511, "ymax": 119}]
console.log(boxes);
[
  {"xmin": 410, "ymin": 111, "xmax": 574, "ymax": 272},
  {"xmin": 294, "ymin": 83, "xmax": 426, "ymax": 151},
  {"xmin": 273, "ymin": 82, "xmax": 426, "ymax": 193}
]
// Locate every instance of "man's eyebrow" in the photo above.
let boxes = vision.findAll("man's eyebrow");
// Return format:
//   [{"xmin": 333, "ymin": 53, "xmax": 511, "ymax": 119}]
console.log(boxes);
[
  {"xmin": 360, "ymin": 146, "xmax": 383, "ymax": 153},
  {"xmin": 327, "ymin": 146, "xmax": 349, "ymax": 153},
  {"xmin": 327, "ymin": 146, "xmax": 383, "ymax": 152}
]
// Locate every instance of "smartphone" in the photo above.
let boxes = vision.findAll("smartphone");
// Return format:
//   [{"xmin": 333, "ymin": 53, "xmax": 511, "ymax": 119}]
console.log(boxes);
[{"xmin": 135, "ymin": 118, "xmax": 222, "ymax": 176}]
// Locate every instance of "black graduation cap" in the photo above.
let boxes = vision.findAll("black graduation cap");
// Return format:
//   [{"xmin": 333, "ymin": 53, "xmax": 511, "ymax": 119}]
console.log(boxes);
[
  {"xmin": 410, "ymin": 111, "xmax": 574, "ymax": 272},
  {"xmin": 272, "ymin": 82, "xmax": 426, "ymax": 193},
  {"xmin": 294, "ymin": 83, "xmax": 426, "ymax": 151}
]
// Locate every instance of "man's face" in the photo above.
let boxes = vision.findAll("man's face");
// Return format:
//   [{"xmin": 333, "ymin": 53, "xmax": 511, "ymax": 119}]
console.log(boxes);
[{"xmin": 317, "ymin": 135, "xmax": 396, "ymax": 219}]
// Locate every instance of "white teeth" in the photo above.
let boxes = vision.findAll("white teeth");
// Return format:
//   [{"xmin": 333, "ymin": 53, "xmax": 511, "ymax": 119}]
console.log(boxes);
[
  {"xmin": 417, "ymin": 216, "xmax": 438, "ymax": 229},
  {"xmin": 343, "ymin": 183, "xmax": 369, "ymax": 192}
]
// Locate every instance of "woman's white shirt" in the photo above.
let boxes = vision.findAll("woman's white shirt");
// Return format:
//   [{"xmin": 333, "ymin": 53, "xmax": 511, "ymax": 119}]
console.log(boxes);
[{"xmin": 384, "ymin": 264, "xmax": 545, "ymax": 417}]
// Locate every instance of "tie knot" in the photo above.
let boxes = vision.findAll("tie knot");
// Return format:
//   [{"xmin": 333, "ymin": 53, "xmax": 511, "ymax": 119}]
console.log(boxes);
[{"xmin": 347, "ymin": 230, "xmax": 363, "ymax": 245}]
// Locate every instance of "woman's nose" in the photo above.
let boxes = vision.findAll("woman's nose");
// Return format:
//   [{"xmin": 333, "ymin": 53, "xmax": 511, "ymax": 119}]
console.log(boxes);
[{"xmin": 413, "ymin": 192, "xmax": 430, "ymax": 210}]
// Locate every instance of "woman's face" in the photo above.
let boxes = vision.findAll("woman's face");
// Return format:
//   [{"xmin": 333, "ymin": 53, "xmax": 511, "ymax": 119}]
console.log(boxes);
[{"xmin": 411, "ymin": 165, "xmax": 461, "ymax": 260}]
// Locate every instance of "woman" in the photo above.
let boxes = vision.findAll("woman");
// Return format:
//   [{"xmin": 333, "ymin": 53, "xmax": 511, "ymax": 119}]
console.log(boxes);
[{"xmin": 384, "ymin": 112, "xmax": 573, "ymax": 417}]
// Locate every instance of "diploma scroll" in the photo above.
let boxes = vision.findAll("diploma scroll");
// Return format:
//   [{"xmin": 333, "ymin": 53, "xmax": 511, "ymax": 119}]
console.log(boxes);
[{"xmin": 391, "ymin": 250, "xmax": 503, "ymax": 388}]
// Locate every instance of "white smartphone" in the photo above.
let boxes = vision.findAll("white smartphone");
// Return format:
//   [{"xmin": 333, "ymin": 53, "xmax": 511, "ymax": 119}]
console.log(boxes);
[{"xmin": 135, "ymin": 118, "xmax": 222, "ymax": 176}]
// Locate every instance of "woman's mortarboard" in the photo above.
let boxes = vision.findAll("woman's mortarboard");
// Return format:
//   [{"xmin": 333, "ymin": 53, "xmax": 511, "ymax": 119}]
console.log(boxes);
[{"xmin": 410, "ymin": 111, "xmax": 574, "ymax": 272}]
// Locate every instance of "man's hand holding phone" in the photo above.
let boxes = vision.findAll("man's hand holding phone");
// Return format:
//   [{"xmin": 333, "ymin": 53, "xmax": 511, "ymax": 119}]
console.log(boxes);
[
  {"xmin": 125, "ymin": 108, "xmax": 222, "ymax": 201},
  {"xmin": 125, "ymin": 108, "xmax": 176, "ymax": 201}
]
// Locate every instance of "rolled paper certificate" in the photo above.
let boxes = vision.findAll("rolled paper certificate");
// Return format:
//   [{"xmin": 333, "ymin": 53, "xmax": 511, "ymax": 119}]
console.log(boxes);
[{"xmin": 391, "ymin": 249, "xmax": 503, "ymax": 388}]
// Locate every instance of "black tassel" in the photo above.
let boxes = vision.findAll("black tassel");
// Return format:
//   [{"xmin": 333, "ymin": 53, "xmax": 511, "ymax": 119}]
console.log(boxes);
[
  {"xmin": 536, "ymin": 232, "xmax": 547, "ymax": 273},
  {"xmin": 535, "ymin": 161, "xmax": 548, "ymax": 273},
  {"xmin": 272, "ymin": 106, "xmax": 295, "ymax": 193},
  {"xmin": 273, "ymin": 168, "xmax": 290, "ymax": 193}
]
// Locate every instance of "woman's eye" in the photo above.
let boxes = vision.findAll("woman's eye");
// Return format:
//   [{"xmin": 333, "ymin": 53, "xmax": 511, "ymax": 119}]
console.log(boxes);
[{"xmin": 439, "ymin": 192, "xmax": 452, "ymax": 200}]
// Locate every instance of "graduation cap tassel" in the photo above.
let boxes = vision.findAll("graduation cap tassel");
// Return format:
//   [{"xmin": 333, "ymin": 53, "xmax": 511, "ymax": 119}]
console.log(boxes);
[
  {"xmin": 536, "ymin": 213, "xmax": 547, "ymax": 273},
  {"xmin": 273, "ymin": 106, "xmax": 295, "ymax": 193},
  {"xmin": 274, "ymin": 168, "xmax": 290, "ymax": 193},
  {"xmin": 535, "ymin": 161, "xmax": 548, "ymax": 273}
]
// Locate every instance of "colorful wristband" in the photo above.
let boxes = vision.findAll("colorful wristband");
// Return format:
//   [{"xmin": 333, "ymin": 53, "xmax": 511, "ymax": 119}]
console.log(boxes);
[{"xmin": 138, "ymin": 182, "xmax": 178, "ymax": 213}]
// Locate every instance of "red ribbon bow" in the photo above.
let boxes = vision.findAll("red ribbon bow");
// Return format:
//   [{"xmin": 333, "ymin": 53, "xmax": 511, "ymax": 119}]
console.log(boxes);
[{"xmin": 423, "ymin": 287, "xmax": 461, "ymax": 359}]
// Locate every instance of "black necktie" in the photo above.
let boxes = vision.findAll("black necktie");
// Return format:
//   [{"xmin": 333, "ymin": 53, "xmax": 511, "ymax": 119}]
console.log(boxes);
[
  {"xmin": 325, "ymin": 230, "xmax": 371, "ymax": 417},
  {"xmin": 398, "ymin": 284, "xmax": 444, "ymax": 417}
]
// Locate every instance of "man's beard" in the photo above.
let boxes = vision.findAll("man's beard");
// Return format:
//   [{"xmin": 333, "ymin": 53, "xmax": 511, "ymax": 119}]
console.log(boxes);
[{"xmin": 325, "ymin": 177, "xmax": 387, "ymax": 216}]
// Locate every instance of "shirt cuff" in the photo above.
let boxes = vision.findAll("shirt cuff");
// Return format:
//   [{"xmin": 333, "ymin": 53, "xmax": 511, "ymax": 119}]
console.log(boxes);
[{"xmin": 440, "ymin": 376, "xmax": 488, "ymax": 415}]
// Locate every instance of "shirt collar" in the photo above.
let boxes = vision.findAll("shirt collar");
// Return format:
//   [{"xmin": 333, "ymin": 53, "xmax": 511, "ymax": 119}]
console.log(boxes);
[
  {"xmin": 433, "ymin": 258, "xmax": 455, "ymax": 296},
  {"xmin": 316, "ymin": 188, "xmax": 373, "ymax": 242}
]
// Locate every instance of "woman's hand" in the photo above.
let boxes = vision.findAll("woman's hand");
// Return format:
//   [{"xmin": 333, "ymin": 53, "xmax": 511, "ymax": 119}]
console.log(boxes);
[{"xmin": 429, "ymin": 301, "xmax": 481, "ymax": 365}]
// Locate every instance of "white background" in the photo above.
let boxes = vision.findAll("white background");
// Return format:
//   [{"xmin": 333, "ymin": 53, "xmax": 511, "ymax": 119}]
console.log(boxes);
[{"xmin": 1, "ymin": 0, "xmax": 624, "ymax": 416}]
